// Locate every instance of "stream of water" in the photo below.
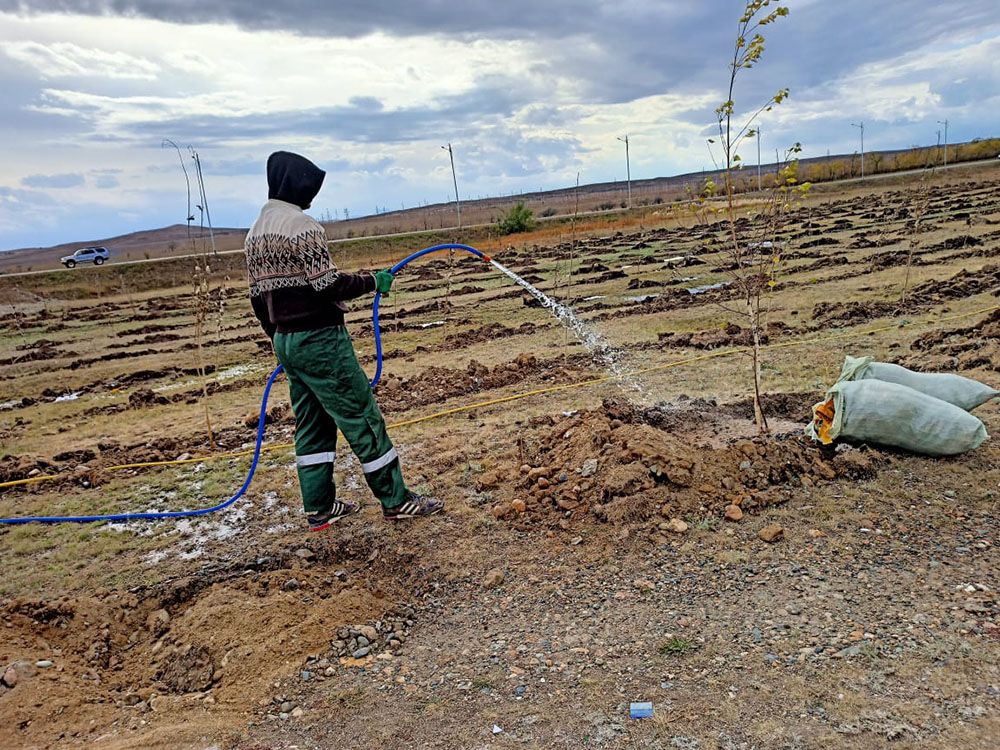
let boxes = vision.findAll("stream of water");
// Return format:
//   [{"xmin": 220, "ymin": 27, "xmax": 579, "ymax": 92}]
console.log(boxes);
[{"xmin": 487, "ymin": 259, "xmax": 646, "ymax": 396}]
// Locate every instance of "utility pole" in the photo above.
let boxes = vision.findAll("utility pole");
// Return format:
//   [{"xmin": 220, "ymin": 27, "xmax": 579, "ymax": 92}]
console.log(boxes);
[
  {"xmin": 617, "ymin": 134, "xmax": 631, "ymax": 209},
  {"xmin": 936, "ymin": 129, "xmax": 941, "ymax": 167},
  {"xmin": 756, "ymin": 127, "xmax": 762, "ymax": 191},
  {"xmin": 574, "ymin": 171, "xmax": 581, "ymax": 218},
  {"xmin": 937, "ymin": 119, "xmax": 949, "ymax": 167},
  {"xmin": 441, "ymin": 143, "xmax": 462, "ymax": 228},
  {"xmin": 851, "ymin": 121, "xmax": 865, "ymax": 179}
]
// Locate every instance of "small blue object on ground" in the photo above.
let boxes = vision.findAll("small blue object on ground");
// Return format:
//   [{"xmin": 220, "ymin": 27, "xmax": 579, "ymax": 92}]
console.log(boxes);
[{"xmin": 630, "ymin": 701, "xmax": 654, "ymax": 719}]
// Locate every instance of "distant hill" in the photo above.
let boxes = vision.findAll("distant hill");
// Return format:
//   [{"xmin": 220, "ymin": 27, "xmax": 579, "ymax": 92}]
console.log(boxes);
[
  {"xmin": 318, "ymin": 138, "xmax": 1000, "ymax": 240},
  {"xmin": 3, "ymin": 138, "xmax": 996, "ymax": 273}
]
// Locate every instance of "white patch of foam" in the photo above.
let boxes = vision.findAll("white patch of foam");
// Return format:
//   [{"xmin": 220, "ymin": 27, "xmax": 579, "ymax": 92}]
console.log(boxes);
[{"xmin": 216, "ymin": 363, "xmax": 256, "ymax": 381}]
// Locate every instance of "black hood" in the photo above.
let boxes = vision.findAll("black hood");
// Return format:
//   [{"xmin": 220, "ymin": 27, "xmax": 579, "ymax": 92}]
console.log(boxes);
[{"xmin": 267, "ymin": 151, "xmax": 325, "ymax": 210}]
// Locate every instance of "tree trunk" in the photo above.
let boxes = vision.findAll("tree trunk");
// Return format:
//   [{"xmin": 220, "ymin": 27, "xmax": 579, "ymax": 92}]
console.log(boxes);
[{"xmin": 748, "ymin": 299, "xmax": 770, "ymax": 435}]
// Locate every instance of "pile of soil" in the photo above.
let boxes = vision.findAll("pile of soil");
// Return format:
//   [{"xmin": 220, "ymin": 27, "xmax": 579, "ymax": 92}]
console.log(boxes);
[
  {"xmin": 443, "ymin": 321, "xmax": 547, "ymax": 348},
  {"xmin": 479, "ymin": 399, "xmax": 874, "ymax": 530},
  {"xmin": 867, "ymin": 250, "xmax": 924, "ymax": 271},
  {"xmin": 0, "ymin": 455, "xmax": 55, "ymax": 484},
  {"xmin": 790, "ymin": 255, "xmax": 851, "ymax": 275},
  {"xmin": 108, "ymin": 333, "xmax": 183, "ymax": 349},
  {"xmin": 899, "ymin": 308, "xmax": 1000, "ymax": 372},
  {"xmin": 0, "ymin": 340, "xmax": 73, "ymax": 366},
  {"xmin": 925, "ymin": 235, "xmax": 982, "ymax": 252},
  {"xmin": 375, "ymin": 353, "xmax": 589, "ymax": 411},
  {"xmin": 655, "ymin": 321, "xmax": 791, "ymax": 351},
  {"xmin": 128, "ymin": 388, "xmax": 171, "ymax": 408},
  {"xmin": 0, "ymin": 555, "xmax": 402, "ymax": 748},
  {"xmin": 798, "ymin": 236, "xmax": 840, "ymax": 249},
  {"xmin": 812, "ymin": 264, "xmax": 999, "ymax": 327},
  {"xmin": 812, "ymin": 300, "xmax": 901, "ymax": 326},
  {"xmin": 913, "ymin": 263, "xmax": 1000, "ymax": 302}
]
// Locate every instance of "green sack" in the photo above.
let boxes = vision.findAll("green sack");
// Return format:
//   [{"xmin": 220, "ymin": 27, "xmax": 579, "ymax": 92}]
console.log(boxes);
[
  {"xmin": 838, "ymin": 355, "xmax": 998, "ymax": 412},
  {"xmin": 807, "ymin": 379, "xmax": 989, "ymax": 456}
]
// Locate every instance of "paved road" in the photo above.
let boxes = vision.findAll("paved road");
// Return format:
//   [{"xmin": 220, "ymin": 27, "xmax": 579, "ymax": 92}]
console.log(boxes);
[{"xmin": 2, "ymin": 157, "xmax": 996, "ymax": 280}]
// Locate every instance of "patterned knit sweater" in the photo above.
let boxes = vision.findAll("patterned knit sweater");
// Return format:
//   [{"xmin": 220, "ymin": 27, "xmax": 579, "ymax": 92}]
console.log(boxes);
[{"xmin": 245, "ymin": 199, "xmax": 375, "ymax": 337}]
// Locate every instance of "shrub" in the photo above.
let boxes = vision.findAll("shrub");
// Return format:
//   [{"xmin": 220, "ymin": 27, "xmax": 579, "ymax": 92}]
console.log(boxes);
[{"xmin": 496, "ymin": 202, "xmax": 536, "ymax": 235}]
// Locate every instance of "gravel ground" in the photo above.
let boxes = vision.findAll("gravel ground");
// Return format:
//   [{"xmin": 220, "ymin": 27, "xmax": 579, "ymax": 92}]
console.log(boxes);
[{"xmin": 236, "ymin": 427, "xmax": 1000, "ymax": 750}]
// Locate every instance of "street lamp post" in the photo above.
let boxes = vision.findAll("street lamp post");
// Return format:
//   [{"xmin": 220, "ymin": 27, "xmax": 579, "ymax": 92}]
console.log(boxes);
[
  {"xmin": 617, "ymin": 134, "xmax": 631, "ymax": 209},
  {"xmin": 441, "ymin": 143, "xmax": 462, "ymax": 228},
  {"xmin": 851, "ymin": 121, "xmax": 865, "ymax": 179},
  {"xmin": 937, "ymin": 119, "xmax": 949, "ymax": 168},
  {"xmin": 756, "ymin": 127, "xmax": 762, "ymax": 191}
]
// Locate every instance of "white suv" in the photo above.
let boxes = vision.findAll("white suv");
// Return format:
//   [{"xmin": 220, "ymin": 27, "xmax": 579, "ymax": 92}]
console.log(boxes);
[{"xmin": 61, "ymin": 246, "xmax": 110, "ymax": 268}]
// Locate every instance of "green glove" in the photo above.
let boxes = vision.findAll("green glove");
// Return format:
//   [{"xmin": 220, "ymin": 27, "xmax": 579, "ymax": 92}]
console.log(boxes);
[{"xmin": 374, "ymin": 269, "xmax": 394, "ymax": 294}]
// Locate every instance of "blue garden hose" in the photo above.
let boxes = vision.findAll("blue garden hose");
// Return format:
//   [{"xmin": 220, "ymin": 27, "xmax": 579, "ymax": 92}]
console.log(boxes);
[
  {"xmin": 0, "ymin": 243, "xmax": 489, "ymax": 525},
  {"xmin": 0, "ymin": 364, "xmax": 285, "ymax": 525},
  {"xmin": 370, "ymin": 243, "xmax": 490, "ymax": 387}
]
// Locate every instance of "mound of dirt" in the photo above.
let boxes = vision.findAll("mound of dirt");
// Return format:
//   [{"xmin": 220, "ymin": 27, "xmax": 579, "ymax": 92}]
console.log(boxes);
[
  {"xmin": 0, "ymin": 339, "xmax": 73, "ymax": 366},
  {"xmin": 811, "ymin": 263, "xmax": 998, "ymax": 326},
  {"xmin": 719, "ymin": 391, "xmax": 817, "ymax": 422},
  {"xmin": 898, "ymin": 308, "xmax": 1000, "ymax": 372},
  {"xmin": 157, "ymin": 643, "xmax": 216, "ymax": 693},
  {"xmin": 0, "ymin": 455, "xmax": 55, "ymax": 484},
  {"xmin": 912, "ymin": 263, "xmax": 1000, "ymax": 302},
  {"xmin": 799, "ymin": 236, "xmax": 840, "ymax": 249},
  {"xmin": 375, "ymin": 353, "xmax": 589, "ymax": 411},
  {"xmin": 480, "ymin": 400, "xmax": 853, "ymax": 530},
  {"xmin": 68, "ymin": 348, "xmax": 161, "ymax": 370},
  {"xmin": 51, "ymin": 448, "xmax": 96, "ymax": 464},
  {"xmin": 593, "ymin": 269, "xmax": 628, "ymax": 283},
  {"xmin": 108, "ymin": 332, "xmax": 183, "ymax": 349},
  {"xmin": 812, "ymin": 300, "xmax": 901, "ymax": 326},
  {"xmin": 657, "ymin": 323, "xmax": 753, "ymax": 350},
  {"xmin": 573, "ymin": 263, "xmax": 610, "ymax": 275},
  {"xmin": 128, "ymin": 388, "xmax": 171, "ymax": 408},
  {"xmin": 925, "ymin": 235, "xmax": 982, "ymax": 252},
  {"xmin": 867, "ymin": 250, "xmax": 924, "ymax": 271},
  {"xmin": 655, "ymin": 322, "xmax": 792, "ymax": 351},
  {"xmin": 0, "ymin": 556, "xmax": 403, "ymax": 748},
  {"xmin": 628, "ymin": 278, "xmax": 663, "ymax": 290},
  {"xmin": 443, "ymin": 321, "xmax": 546, "ymax": 348},
  {"xmin": 791, "ymin": 255, "xmax": 851, "ymax": 274}
]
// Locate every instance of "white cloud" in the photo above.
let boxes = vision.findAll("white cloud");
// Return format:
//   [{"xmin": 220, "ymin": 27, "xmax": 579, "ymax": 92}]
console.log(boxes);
[
  {"xmin": 770, "ymin": 35, "xmax": 1000, "ymax": 131},
  {"xmin": 1, "ymin": 40, "xmax": 160, "ymax": 79},
  {"xmin": 0, "ymin": 7, "xmax": 999, "ymax": 249}
]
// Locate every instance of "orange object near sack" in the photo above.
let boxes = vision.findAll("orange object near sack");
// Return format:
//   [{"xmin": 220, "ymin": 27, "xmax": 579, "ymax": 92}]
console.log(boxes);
[{"xmin": 812, "ymin": 398, "xmax": 836, "ymax": 445}]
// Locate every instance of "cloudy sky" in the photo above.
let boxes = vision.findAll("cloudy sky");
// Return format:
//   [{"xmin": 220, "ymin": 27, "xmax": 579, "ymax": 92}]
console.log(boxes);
[{"xmin": 1, "ymin": 0, "xmax": 998, "ymax": 250}]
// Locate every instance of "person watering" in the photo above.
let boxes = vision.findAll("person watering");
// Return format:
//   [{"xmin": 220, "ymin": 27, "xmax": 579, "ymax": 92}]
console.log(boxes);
[{"xmin": 244, "ymin": 151, "xmax": 443, "ymax": 530}]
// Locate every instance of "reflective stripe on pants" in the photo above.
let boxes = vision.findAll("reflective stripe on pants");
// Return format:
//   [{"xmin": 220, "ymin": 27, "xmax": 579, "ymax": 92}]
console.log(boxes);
[
  {"xmin": 361, "ymin": 447, "xmax": 398, "ymax": 474},
  {"xmin": 296, "ymin": 451, "xmax": 336, "ymax": 467}
]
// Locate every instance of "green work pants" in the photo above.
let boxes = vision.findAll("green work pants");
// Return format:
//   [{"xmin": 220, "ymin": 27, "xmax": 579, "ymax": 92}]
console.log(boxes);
[{"xmin": 272, "ymin": 326, "xmax": 407, "ymax": 514}]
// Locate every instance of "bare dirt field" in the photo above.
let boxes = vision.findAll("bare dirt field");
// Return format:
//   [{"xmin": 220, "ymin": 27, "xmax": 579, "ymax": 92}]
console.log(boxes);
[{"xmin": 1, "ymin": 165, "xmax": 998, "ymax": 749}]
